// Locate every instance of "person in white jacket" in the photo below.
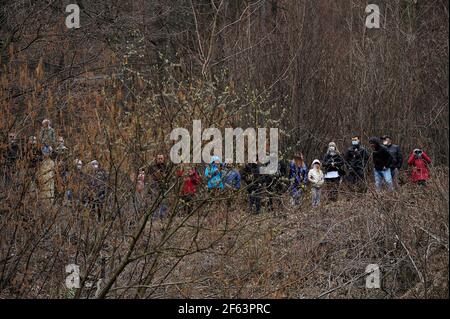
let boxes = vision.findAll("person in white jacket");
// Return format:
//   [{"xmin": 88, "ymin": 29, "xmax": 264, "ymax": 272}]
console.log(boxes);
[{"xmin": 308, "ymin": 159, "xmax": 324, "ymax": 207}]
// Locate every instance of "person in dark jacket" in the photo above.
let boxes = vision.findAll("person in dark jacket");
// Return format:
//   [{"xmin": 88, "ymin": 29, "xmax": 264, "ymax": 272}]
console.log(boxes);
[
  {"xmin": 241, "ymin": 161, "xmax": 264, "ymax": 214},
  {"xmin": 381, "ymin": 135, "xmax": 403, "ymax": 189},
  {"xmin": 344, "ymin": 135, "xmax": 370, "ymax": 192},
  {"xmin": 263, "ymin": 159, "xmax": 288, "ymax": 212},
  {"xmin": 368, "ymin": 137, "xmax": 393, "ymax": 192},
  {"xmin": 85, "ymin": 160, "xmax": 108, "ymax": 221},
  {"xmin": 67, "ymin": 159, "xmax": 85, "ymax": 203},
  {"xmin": 322, "ymin": 141, "xmax": 345, "ymax": 201}
]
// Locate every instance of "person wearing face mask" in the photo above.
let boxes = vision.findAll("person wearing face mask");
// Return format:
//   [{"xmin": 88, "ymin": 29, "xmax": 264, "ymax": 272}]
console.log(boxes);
[
  {"xmin": 368, "ymin": 137, "xmax": 394, "ymax": 192},
  {"xmin": 381, "ymin": 135, "xmax": 403, "ymax": 189},
  {"xmin": 344, "ymin": 135, "xmax": 370, "ymax": 192},
  {"xmin": 322, "ymin": 142, "xmax": 345, "ymax": 202}
]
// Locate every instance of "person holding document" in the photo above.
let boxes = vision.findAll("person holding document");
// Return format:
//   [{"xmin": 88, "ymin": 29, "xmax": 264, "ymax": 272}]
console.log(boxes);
[{"xmin": 322, "ymin": 142, "xmax": 345, "ymax": 202}]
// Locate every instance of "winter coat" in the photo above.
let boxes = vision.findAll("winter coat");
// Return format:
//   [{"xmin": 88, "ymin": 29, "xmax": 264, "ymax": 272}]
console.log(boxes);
[
  {"xmin": 223, "ymin": 169, "xmax": 241, "ymax": 190},
  {"xmin": 344, "ymin": 145, "xmax": 369, "ymax": 173},
  {"xmin": 39, "ymin": 127, "xmax": 56, "ymax": 147},
  {"xmin": 205, "ymin": 163, "xmax": 224, "ymax": 189},
  {"xmin": 288, "ymin": 161, "xmax": 308, "ymax": 190},
  {"xmin": 148, "ymin": 162, "xmax": 170, "ymax": 193},
  {"xmin": 407, "ymin": 151, "xmax": 432, "ymax": 182},
  {"xmin": 5, "ymin": 143, "xmax": 20, "ymax": 168},
  {"xmin": 241, "ymin": 163, "xmax": 264, "ymax": 193},
  {"xmin": 86, "ymin": 169, "xmax": 108, "ymax": 203},
  {"xmin": 322, "ymin": 153, "xmax": 345, "ymax": 177},
  {"xmin": 369, "ymin": 138, "xmax": 392, "ymax": 171},
  {"xmin": 177, "ymin": 169, "xmax": 201, "ymax": 195},
  {"xmin": 308, "ymin": 168, "xmax": 325, "ymax": 188},
  {"xmin": 385, "ymin": 144, "xmax": 403, "ymax": 169}
]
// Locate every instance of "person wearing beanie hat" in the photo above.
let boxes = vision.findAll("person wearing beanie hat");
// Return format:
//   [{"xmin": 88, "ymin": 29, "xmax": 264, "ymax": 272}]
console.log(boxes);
[
  {"xmin": 308, "ymin": 159, "xmax": 324, "ymax": 207},
  {"xmin": 322, "ymin": 141, "xmax": 345, "ymax": 202},
  {"xmin": 369, "ymin": 136, "xmax": 394, "ymax": 192}
]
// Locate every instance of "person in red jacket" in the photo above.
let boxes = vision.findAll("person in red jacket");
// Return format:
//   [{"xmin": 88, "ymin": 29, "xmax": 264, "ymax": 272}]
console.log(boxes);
[
  {"xmin": 407, "ymin": 149, "xmax": 432, "ymax": 186},
  {"xmin": 176, "ymin": 165, "xmax": 201, "ymax": 215}
]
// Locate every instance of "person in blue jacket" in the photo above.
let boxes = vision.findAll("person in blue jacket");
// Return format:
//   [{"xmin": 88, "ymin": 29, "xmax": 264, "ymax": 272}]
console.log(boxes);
[
  {"xmin": 223, "ymin": 160, "xmax": 241, "ymax": 190},
  {"xmin": 289, "ymin": 153, "xmax": 308, "ymax": 205},
  {"xmin": 205, "ymin": 155, "xmax": 224, "ymax": 190}
]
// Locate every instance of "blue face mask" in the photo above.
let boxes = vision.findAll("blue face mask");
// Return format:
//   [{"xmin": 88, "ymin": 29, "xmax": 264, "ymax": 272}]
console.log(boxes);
[{"xmin": 352, "ymin": 141, "xmax": 359, "ymax": 146}]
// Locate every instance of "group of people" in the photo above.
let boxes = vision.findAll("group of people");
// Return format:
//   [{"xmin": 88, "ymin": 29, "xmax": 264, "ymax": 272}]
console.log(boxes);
[
  {"xmin": 1, "ymin": 119, "xmax": 108, "ymax": 218},
  {"xmin": 1, "ymin": 120, "xmax": 433, "ymax": 217}
]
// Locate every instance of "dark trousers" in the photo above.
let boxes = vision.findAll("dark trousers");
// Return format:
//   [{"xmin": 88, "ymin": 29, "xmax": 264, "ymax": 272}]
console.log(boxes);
[
  {"xmin": 325, "ymin": 177, "xmax": 340, "ymax": 201},
  {"xmin": 249, "ymin": 192, "xmax": 261, "ymax": 214},
  {"xmin": 346, "ymin": 170, "xmax": 366, "ymax": 193}
]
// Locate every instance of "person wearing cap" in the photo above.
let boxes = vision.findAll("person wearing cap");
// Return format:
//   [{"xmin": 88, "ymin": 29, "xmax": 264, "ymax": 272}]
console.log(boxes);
[
  {"xmin": 204, "ymin": 155, "xmax": 224, "ymax": 190},
  {"xmin": 39, "ymin": 119, "xmax": 56, "ymax": 147},
  {"xmin": 38, "ymin": 146, "xmax": 55, "ymax": 204},
  {"xmin": 407, "ymin": 148, "xmax": 432, "ymax": 186},
  {"xmin": 344, "ymin": 134, "xmax": 369, "ymax": 192},
  {"xmin": 381, "ymin": 135, "xmax": 403, "ymax": 189},
  {"xmin": 368, "ymin": 137, "xmax": 393, "ymax": 192},
  {"xmin": 322, "ymin": 141, "xmax": 345, "ymax": 202},
  {"xmin": 308, "ymin": 159, "xmax": 325, "ymax": 207},
  {"xmin": 288, "ymin": 153, "xmax": 308, "ymax": 206}
]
